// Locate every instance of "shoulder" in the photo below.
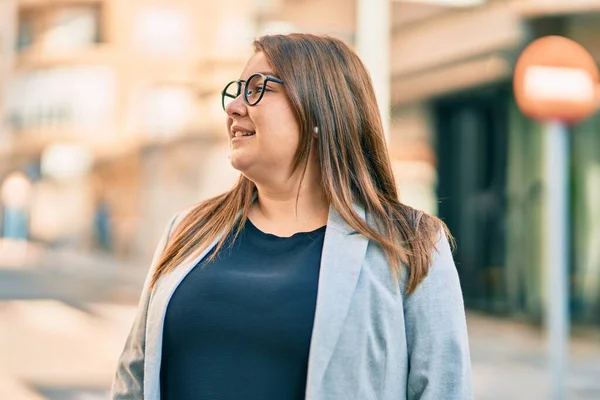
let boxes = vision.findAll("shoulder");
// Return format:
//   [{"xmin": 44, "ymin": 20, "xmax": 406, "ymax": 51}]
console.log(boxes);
[
  {"xmin": 172, "ymin": 205, "xmax": 195, "ymax": 227},
  {"xmin": 367, "ymin": 202, "xmax": 449, "ymax": 247},
  {"xmin": 400, "ymin": 203, "xmax": 451, "ymax": 250},
  {"xmin": 404, "ymin": 225, "xmax": 458, "ymax": 298},
  {"xmin": 377, "ymin": 203, "xmax": 454, "ymax": 292},
  {"xmin": 159, "ymin": 205, "xmax": 197, "ymax": 244}
]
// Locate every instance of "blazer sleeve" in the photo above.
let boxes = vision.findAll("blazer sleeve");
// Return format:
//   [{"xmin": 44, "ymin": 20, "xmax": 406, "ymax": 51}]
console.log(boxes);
[
  {"xmin": 110, "ymin": 212, "xmax": 180, "ymax": 399},
  {"xmin": 404, "ymin": 230, "xmax": 473, "ymax": 400}
]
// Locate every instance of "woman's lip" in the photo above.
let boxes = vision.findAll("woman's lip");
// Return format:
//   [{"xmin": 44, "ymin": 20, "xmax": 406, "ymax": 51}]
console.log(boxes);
[{"xmin": 231, "ymin": 134, "xmax": 255, "ymax": 142}]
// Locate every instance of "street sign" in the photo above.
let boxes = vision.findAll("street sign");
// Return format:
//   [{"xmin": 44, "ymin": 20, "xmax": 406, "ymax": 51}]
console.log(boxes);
[
  {"xmin": 513, "ymin": 36, "xmax": 599, "ymax": 400},
  {"xmin": 513, "ymin": 35, "xmax": 599, "ymax": 124}
]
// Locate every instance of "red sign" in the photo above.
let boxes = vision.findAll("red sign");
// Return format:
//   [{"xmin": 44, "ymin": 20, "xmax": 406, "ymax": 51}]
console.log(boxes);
[{"xmin": 513, "ymin": 35, "xmax": 599, "ymax": 124}]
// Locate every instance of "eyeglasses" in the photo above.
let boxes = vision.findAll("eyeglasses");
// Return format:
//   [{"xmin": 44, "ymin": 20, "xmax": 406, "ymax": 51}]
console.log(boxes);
[{"xmin": 221, "ymin": 73, "xmax": 284, "ymax": 111}]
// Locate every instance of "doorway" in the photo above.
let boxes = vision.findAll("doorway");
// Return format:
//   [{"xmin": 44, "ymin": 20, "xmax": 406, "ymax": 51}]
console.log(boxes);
[{"xmin": 434, "ymin": 85, "xmax": 510, "ymax": 312}]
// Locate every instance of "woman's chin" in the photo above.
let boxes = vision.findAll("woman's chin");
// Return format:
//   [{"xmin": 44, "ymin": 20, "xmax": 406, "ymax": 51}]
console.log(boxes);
[{"xmin": 228, "ymin": 152, "xmax": 253, "ymax": 172}]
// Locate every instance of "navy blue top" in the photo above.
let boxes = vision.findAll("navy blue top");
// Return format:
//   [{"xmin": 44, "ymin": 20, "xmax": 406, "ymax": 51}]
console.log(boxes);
[{"xmin": 160, "ymin": 219, "xmax": 326, "ymax": 400}]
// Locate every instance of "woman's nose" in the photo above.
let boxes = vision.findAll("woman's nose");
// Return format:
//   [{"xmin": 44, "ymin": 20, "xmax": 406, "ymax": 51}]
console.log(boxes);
[{"xmin": 225, "ymin": 94, "xmax": 247, "ymax": 117}]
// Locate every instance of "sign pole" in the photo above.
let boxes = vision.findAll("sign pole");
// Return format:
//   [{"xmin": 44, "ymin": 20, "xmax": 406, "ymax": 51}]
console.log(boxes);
[
  {"xmin": 544, "ymin": 120, "xmax": 570, "ymax": 400},
  {"xmin": 513, "ymin": 35, "xmax": 599, "ymax": 400}
]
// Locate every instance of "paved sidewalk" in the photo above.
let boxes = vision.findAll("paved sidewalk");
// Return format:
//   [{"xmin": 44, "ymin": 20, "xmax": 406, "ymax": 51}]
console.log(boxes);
[
  {"xmin": 0, "ymin": 239, "xmax": 147, "ymax": 303},
  {"xmin": 468, "ymin": 312, "xmax": 600, "ymax": 399},
  {"xmin": 0, "ymin": 300, "xmax": 135, "ymax": 400},
  {"xmin": 1, "ymin": 302, "xmax": 598, "ymax": 400},
  {"xmin": 0, "ymin": 238, "xmax": 141, "ymax": 273}
]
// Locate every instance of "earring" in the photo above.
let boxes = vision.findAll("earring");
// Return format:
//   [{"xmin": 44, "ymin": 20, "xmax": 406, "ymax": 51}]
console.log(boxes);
[{"xmin": 313, "ymin": 126, "xmax": 319, "ymax": 135}]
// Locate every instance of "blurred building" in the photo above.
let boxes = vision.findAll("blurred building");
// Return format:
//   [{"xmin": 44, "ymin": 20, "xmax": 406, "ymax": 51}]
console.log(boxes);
[
  {"xmin": 382, "ymin": 0, "xmax": 600, "ymax": 324},
  {"xmin": 1, "ymin": 0, "xmax": 600, "ymax": 324},
  {"xmin": 1, "ymin": 0, "xmax": 250, "ymax": 257}
]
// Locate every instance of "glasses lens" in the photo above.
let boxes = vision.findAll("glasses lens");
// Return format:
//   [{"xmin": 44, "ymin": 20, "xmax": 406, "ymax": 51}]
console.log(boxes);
[
  {"xmin": 222, "ymin": 81, "xmax": 240, "ymax": 110},
  {"xmin": 245, "ymin": 74, "xmax": 265, "ymax": 106}
]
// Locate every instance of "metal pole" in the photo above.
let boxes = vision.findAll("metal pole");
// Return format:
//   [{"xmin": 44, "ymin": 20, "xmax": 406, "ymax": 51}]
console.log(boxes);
[
  {"xmin": 356, "ymin": 0, "xmax": 390, "ymax": 142},
  {"xmin": 544, "ymin": 120, "xmax": 570, "ymax": 400}
]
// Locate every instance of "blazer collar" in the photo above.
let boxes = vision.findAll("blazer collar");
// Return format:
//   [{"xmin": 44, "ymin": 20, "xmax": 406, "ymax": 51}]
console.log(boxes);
[{"xmin": 306, "ymin": 202, "xmax": 370, "ymax": 396}]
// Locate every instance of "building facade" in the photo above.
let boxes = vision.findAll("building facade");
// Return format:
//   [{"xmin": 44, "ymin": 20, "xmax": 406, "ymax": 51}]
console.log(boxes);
[
  {"xmin": 2, "ymin": 0, "xmax": 248, "ymax": 258},
  {"xmin": 386, "ymin": 0, "xmax": 600, "ymax": 324}
]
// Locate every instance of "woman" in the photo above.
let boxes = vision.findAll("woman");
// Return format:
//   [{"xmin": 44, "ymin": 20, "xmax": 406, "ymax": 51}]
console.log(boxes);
[{"xmin": 111, "ymin": 33, "xmax": 472, "ymax": 400}]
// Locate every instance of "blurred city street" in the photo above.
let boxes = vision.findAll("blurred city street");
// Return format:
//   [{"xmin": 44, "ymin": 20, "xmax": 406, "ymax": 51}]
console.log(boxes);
[
  {"xmin": 1, "ymin": 244, "xmax": 599, "ymax": 400},
  {"xmin": 2, "ymin": 0, "xmax": 600, "ymax": 399}
]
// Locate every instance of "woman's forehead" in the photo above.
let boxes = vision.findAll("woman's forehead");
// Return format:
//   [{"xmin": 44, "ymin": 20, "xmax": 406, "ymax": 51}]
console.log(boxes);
[{"xmin": 239, "ymin": 52, "xmax": 274, "ymax": 80}]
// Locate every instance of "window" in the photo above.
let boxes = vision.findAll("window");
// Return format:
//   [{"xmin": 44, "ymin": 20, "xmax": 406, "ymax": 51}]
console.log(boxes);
[
  {"xmin": 42, "ymin": 5, "xmax": 101, "ymax": 52},
  {"xmin": 7, "ymin": 67, "xmax": 115, "ymax": 131},
  {"xmin": 17, "ymin": 12, "xmax": 35, "ymax": 51}
]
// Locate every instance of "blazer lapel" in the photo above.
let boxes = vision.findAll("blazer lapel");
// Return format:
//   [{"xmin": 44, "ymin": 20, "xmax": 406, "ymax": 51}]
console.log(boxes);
[{"xmin": 306, "ymin": 203, "xmax": 369, "ymax": 396}]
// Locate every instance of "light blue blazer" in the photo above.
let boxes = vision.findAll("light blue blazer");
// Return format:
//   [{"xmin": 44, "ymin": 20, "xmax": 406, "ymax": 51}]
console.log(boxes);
[{"xmin": 111, "ymin": 204, "xmax": 473, "ymax": 399}]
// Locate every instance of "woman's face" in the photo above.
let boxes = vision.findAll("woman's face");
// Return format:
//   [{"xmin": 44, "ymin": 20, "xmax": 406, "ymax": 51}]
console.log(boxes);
[{"xmin": 225, "ymin": 52, "xmax": 301, "ymax": 181}]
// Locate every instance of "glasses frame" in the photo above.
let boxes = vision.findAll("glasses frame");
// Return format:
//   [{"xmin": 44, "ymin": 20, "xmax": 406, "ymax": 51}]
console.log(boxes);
[{"xmin": 221, "ymin": 73, "xmax": 284, "ymax": 111}]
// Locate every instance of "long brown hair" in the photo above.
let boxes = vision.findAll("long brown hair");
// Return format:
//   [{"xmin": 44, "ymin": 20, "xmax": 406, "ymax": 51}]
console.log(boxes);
[{"xmin": 150, "ymin": 33, "xmax": 450, "ymax": 294}]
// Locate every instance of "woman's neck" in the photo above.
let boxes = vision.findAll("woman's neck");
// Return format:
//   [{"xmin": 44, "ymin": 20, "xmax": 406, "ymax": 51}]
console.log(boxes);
[{"xmin": 248, "ymin": 177, "xmax": 329, "ymax": 237}]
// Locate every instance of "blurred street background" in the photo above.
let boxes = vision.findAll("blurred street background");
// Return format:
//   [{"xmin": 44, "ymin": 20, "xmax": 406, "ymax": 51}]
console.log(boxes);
[{"xmin": 1, "ymin": 0, "xmax": 600, "ymax": 399}]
